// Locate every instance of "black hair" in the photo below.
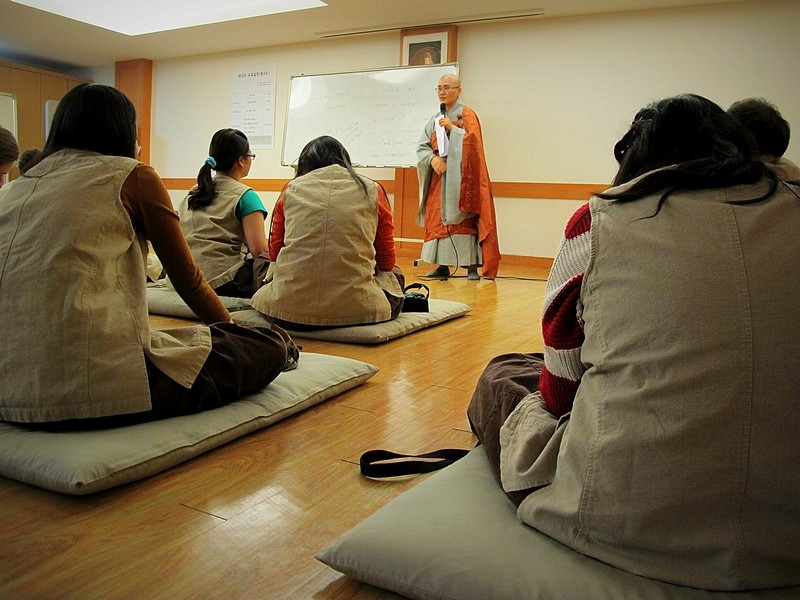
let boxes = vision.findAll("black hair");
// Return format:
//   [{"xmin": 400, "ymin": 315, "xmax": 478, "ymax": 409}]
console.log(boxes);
[
  {"xmin": 43, "ymin": 83, "xmax": 138, "ymax": 159},
  {"xmin": 295, "ymin": 135, "xmax": 368, "ymax": 196},
  {"xmin": 18, "ymin": 148, "xmax": 44, "ymax": 174},
  {"xmin": 187, "ymin": 128, "xmax": 250, "ymax": 210},
  {"xmin": 727, "ymin": 97, "xmax": 791, "ymax": 158},
  {"xmin": 598, "ymin": 93, "xmax": 776, "ymax": 211}
]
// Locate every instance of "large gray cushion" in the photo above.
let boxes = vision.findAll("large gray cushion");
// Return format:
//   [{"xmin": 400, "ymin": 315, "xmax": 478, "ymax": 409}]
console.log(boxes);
[
  {"xmin": 316, "ymin": 447, "xmax": 800, "ymax": 600},
  {"xmin": 147, "ymin": 283, "xmax": 252, "ymax": 318},
  {"xmin": 0, "ymin": 353, "xmax": 377, "ymax": 495}
]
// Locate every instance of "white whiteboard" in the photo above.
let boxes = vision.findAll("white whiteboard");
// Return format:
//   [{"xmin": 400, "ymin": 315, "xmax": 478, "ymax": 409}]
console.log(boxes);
[
  {"xmin": 282, "ymin": 63, "xmax": 458, "ymax": 168},
  {"xmin": 0, "ymin": 93, "xmax": 17, "ymax": 138}
]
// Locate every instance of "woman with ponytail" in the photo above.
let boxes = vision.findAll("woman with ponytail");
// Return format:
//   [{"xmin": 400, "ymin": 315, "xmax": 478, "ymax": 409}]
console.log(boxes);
[{"xmin": 176, "ymin": 128, "xmax": 267, "ymax": 298}]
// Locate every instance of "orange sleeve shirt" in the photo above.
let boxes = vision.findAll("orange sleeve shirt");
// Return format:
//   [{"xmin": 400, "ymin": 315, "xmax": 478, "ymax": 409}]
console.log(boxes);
[{"xmin": 121, "ymin": 164, "xmax": 231, "ymax": 324}]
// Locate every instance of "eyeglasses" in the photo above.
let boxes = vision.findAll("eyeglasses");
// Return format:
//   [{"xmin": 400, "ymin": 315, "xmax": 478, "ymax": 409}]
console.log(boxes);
[
  {"xmin": 435, "ymin": 85, "xmax": 459, "ymax": 92},
  {"xmin": 246, "ymin": 153, "xmax": 256, "ymax": 160}
]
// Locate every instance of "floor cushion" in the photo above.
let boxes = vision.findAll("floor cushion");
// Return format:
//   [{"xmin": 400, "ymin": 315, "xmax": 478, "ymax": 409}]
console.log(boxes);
[
  {"xmin": 147, "ymin": 284, "xmax": 471, "ymax": 344},
  {"xmin": 0, "ymin": 353, "xmax": 376, "ymax": 495},
  {"xmin": 147, "ymin": 283, "xmax": 252, "ymax": 318},
  {"xmin": 316, "ymin": 447, "xmax": 800, "ymax": 600},
  {"xmin": 233, "ymin": 301, "xmax": 470, "ymax": 343}
]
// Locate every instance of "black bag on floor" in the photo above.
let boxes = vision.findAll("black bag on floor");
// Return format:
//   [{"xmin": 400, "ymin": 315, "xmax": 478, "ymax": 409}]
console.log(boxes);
[
  {"xmin": 360, "ymin": 448, "xmax": 470, "ymax": 478},
  {"xmin": 402, "ymin": 283, "xmax": 429, "ymax": 312}
]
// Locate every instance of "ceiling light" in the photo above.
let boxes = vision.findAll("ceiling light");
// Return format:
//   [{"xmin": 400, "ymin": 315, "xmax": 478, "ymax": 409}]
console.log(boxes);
[{"xmin": 10, "ymin": 0, "xmax": 327, "ymax": 36}]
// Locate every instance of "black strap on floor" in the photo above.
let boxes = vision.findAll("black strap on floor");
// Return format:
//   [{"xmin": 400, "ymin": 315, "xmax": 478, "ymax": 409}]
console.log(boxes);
[{"xmin": 360, "ymin": 448, "xmax": 470, "ymax": 478}]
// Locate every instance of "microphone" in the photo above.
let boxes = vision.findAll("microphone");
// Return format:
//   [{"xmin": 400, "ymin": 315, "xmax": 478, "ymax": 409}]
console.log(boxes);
[{"xmin": 436, "ymin": 103, "xmax": 449, "ymax": 158}]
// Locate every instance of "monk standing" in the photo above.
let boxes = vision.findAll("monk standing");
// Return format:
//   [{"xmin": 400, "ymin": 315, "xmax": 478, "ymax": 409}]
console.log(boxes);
[{"xmin": 416, "ymin": 74, "xmax": 500, "ymax": 280}]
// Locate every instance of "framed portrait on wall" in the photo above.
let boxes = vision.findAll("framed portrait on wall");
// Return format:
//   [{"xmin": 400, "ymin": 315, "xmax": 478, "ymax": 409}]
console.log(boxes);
[{"xmin": 401, "ymin": 26, "xmax": 458, "ymax": 66}]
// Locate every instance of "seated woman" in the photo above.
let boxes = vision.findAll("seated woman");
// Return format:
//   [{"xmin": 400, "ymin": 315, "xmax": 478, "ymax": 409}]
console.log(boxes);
[
  {"xmin": 173, "ymin": 128, "xmax": 267, "ymax": 298},
  {"xmin": 468, "ymin": 94, "xmax": 800, "ymax": 590},
  {"xmin": 0, "ymin": 84, "xmax": 288, "ymax": 430},
  {"xmin": 251, "ymin": 135, "xmax": 404, "ymax": 328}
]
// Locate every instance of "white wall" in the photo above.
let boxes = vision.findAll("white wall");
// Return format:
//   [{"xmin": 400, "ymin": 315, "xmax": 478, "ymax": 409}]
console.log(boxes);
[
  {"xmin": 462, "ymin": 0, "xmax": 800, "ymax": 183},
  {"xmin": 151, "ymin": 36, "xmax": 400, "ymax": 181},
  {"xmin": 146, "ymin": 0, "xmax": 800, "ymax": 259},
  {"xmin": 87, "ymin": 65, "xmax": 115, "ymax": 86}
]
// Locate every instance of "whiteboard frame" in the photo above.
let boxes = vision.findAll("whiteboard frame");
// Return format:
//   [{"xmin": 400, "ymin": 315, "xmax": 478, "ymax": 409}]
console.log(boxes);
[{"xmin": 281, "ymin": 62, "xmax": 458, "ymax": 169}]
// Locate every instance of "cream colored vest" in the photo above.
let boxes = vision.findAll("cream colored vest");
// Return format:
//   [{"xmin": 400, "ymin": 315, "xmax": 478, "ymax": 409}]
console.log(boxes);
[
  {"xmin": 178, "ymin": 175, "xmax": 250, "ymax": 288},
  {"xmin": 0, "ymin": 150, "xmax": 210, "ymax": 422},
  {"xmin": 515, "ymin": 178, "xmax": 800, "ymax": 589},
  {"xmin": 251, "ymin": 164, "xmax": 401, "ymax": 326}
]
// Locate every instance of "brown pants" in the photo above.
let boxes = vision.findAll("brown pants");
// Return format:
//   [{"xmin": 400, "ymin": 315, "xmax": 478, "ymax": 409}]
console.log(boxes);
[
  {"xmin": 214, "ymin": 258, "xmax": 256, "ymax": 298},
  {"xmin": 30, "ymin": 322, "xmax": 288, "ymax": 431},
  {"xmin": 467, "ymin": 352, "xmax": 544, "ymax": 506}
]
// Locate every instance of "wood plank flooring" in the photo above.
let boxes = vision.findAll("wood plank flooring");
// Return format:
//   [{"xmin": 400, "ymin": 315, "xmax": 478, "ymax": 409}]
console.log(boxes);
[{"xmin": 0, "ymin": 257, "xmax": 548, "ymax": 599}]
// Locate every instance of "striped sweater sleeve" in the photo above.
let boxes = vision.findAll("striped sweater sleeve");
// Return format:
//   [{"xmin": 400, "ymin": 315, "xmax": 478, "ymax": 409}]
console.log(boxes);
[{"xmin": 539, "ymin": 203, "xmax": 591, "ymax": 417}]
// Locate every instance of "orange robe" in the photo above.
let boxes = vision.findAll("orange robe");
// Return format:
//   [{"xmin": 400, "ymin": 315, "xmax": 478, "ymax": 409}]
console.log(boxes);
[{"xmin": 416, "ymin": 103, "xmax": 500, "ymax": 279}]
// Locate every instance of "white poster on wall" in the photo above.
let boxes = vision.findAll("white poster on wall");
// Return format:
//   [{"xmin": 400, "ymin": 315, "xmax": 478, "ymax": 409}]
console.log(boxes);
[
  {"xmin": 231, "ymin": 66, "xmax": 276, "ymax": 149},
  {"xmin": 45, "ymin": 100, "xmax": 59, "ymax": 140}
]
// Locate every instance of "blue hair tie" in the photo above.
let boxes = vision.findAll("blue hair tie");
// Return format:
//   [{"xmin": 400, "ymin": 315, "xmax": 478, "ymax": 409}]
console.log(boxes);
[{"xmin": 204, "ymin": 156, "xmax": 217, "ymax": 169}]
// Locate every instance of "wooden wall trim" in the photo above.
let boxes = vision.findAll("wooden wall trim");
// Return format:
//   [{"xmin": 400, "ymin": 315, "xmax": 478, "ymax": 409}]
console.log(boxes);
[
  {"xmin": 162, "ymin": 177, "xmax": 290, "ymax": 192},
  {"xmin": 161, "ymin": 175, "xmax": 580, "ymax": 264},
  {"xmin": 162, "ymin": 177, "xmax": 605, "ymax": 201},
  {"xmin": 492, "ymin": 181, "xmax": 607, "ymax": 200}
]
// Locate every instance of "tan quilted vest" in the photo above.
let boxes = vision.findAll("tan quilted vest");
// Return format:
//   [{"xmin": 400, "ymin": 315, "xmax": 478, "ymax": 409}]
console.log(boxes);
[
  {"xmin": 0, "ymin": 150, "xmax": 210, "ymax": 422},
  {"xmin": 177, "ymin": 174, "xmax": 251, "ymax": 288},
  {"xmin": 517, "ymin": 178, "xmax": 800, "ymax": 590},
  {"xmin": 252, "ymin": 164, "xmax": 401, "ymax": 326}
]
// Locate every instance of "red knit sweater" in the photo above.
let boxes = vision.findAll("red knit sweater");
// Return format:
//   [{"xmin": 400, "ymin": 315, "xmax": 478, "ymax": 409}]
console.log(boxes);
[{"xmin": 539, "ymin": 202, "xmax": 591, "ymax": 417}]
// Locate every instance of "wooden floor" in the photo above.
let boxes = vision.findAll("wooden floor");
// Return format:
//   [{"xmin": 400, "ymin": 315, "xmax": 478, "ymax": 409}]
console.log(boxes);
[{"xmin": 0, "ymin": 257, "xmax": 549, "ymax": 600}]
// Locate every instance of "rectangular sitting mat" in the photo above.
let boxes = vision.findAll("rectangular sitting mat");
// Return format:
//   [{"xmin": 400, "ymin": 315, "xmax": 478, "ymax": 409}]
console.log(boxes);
[
  {"xmin": 147, "ymin": 283, "xmax": 252, "ymax": 318},
  {"xmin": 147, "ymin": 285, "xmax": 471, "ymax": 345},
  {"xmin": 316, "ymin": 447, "xmax": 800, "ymax": 600},
  {"xmin": 0, "ymin": 353, "xmax": 377, "ymax": 495},
  {"xmin": 233, "ymin": 300, "xmax": 470, "ymax": 343}
]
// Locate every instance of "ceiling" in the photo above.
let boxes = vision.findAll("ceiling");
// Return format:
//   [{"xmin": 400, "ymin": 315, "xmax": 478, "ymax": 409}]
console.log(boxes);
[{"xmin": 0, "ymin": 0, "xmax": 747, "ymax": 74}]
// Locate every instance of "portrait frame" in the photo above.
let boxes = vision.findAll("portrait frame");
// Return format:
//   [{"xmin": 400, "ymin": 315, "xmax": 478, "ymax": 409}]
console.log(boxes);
[{"xmin": 401, "ymin": 26, "xmax": 457, "ymax": 66}]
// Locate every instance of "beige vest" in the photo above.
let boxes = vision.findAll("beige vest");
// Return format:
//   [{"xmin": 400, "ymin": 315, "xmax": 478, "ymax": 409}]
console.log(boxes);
[
  {"xmin": 0, "ymin": 150, "xmax": 210, "ymax": 422},
  {"xmin": 768, "ymin": 156, "xmax": 800, "ymax": 181},
  {"xmin": 178, "ymin": 175, "xmax": 250, "ymax": 288},
  {"xmin": 251, "ymin": 164, "xmax": 401, "ymax": 326},
  {"xmin": 514, "ymin": 178, "xmax": 800, "ymax": 590}
]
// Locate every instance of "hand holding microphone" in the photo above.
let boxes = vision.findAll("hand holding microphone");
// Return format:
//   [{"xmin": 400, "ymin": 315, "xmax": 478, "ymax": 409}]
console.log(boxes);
[{"xmin": 437, "ymin": 102, "xmax": 454, "ymax": 133}]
